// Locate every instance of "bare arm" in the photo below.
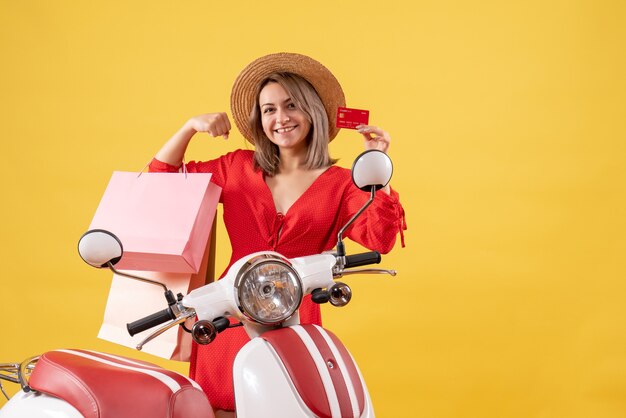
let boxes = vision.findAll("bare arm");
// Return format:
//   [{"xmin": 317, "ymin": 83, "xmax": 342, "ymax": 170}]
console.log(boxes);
[{"xmin": 155, "ymin": 113, "xmax": 232, "ymax": 166}]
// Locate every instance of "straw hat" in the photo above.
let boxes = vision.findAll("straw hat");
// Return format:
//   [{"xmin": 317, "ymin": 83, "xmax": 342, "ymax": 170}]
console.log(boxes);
[{"xmin": 230, "ymin": 52, "xmax": 346, "ymax": 144}]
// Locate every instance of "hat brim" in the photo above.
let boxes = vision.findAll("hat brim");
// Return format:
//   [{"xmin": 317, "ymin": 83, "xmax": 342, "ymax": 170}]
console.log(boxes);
[{"xmin": 230, "ymin": 53, "xmax": 346, "ymax": 144}]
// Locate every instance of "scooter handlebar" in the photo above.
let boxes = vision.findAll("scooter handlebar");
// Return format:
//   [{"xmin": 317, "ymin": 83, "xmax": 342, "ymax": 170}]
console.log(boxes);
[
  {"xmin": 344, "ymin": 251, "xmax": 381, "ymax": 268},
  {"xmin": 127, "ymin": 308, "xmax": 175, "ymax": 336}
]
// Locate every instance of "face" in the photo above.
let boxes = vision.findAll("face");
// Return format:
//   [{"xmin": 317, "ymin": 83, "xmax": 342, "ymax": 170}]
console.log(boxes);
[{"xmin": 258, "ymin": 82, "xmax": 311, "ymax": 152}]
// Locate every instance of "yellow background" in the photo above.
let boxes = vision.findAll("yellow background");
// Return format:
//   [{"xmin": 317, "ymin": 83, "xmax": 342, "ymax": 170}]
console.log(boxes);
[{"xmin": 1, "ymin": 1, "xmax": 625, "ymax": 417}]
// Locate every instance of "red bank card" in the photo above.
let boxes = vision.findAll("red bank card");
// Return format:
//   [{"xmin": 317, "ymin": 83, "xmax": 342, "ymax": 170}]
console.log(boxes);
[{"xmin": 336, "ymin": 107, "xmax": 370, "ymax": 129}]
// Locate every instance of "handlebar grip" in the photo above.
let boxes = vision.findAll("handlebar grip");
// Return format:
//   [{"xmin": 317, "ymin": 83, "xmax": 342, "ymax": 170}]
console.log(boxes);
[
  {"xmin": 127, "ymin": 308, "xmax": 175, "ymax": 337},
  {"xmin": 344, "ymin": 251, "xmax": 381, "ymax": 268}
]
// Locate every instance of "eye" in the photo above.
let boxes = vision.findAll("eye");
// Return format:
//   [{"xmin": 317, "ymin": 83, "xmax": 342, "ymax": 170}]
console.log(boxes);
[
  {"xmin": 287, "ymin": 102, "xmax": 297, "ymax": 109},
  {"xmin": 263, "ymin": 107, "xmax": 275, "ymax": 114}
]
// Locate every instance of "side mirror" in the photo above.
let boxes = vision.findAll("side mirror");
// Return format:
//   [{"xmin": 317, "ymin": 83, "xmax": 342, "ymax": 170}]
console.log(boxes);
[
  {"xmin": 78, "ymin": 229, "xmax": 123, "ymax": 268},
  {"xmin": 78, "ymin": 229, "xmax": 169, "ymax": 292},
  {"xmin": 336, "ymin": 150, "xmax": 394, "ymax": 257},
  {"xmin": 351, "ymin": 150, "xmax": 393, "ymax": 191}
]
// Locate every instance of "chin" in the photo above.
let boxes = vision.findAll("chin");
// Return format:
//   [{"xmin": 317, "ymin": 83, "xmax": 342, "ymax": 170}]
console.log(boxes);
[{"xmin": 272, "ymin": 136, "xmax": 304, "ymax": 148}]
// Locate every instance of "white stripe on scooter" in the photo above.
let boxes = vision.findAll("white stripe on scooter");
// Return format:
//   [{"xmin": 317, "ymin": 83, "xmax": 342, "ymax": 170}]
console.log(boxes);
[
  {"xmin": 315, "ymin": 325, "xmax": 360, "ymax": 417},
  {"xmin": 57, "ymin": 349, "xmax": 181, "ymax": 393},
  {"xmin": 82, "ymin": 350, "xmax": 202, "ymax": 390},
  {"xmin": 291, "ymin": 325, "xmax": 342, "ymax": 418}
]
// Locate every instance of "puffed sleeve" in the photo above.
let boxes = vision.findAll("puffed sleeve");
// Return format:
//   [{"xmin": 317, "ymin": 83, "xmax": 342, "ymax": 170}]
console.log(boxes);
[{"xmin": 341, "ymin": 184, "xmax": 407, "ymax": 254}]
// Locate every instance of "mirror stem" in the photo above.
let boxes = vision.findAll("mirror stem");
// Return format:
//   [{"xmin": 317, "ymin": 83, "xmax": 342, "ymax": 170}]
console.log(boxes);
[
  {"xmin": 336, "ymin": 185, "xmax": 377, "ymax": 257},
  {"xmin": 107, "ymin": 262, "xmax": 169, "ymax": 292}
]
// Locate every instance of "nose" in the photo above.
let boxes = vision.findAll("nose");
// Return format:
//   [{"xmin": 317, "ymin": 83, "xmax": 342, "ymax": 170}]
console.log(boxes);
[{"xmin": 276, "ymin": 109, "xmax": 290, "ymax": 125}]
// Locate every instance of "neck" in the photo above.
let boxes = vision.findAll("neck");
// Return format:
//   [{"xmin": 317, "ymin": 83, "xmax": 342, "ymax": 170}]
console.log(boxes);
[{"xmin": 277, "ymin": 147, "xmax": 307, "ymax": 173}]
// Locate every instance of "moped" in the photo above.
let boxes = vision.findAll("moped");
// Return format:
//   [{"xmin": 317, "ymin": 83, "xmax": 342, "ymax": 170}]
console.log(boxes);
[{"xmin": 0, "ymin": 150, "xmax": 396, "ymax": 418}]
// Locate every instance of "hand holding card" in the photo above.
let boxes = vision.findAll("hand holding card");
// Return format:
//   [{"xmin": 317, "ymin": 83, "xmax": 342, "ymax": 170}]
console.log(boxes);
[
  {"xmin": 336, "ymin": 106, "xmax": 390, "ymax": 153},
  {"xmin": 358, "ymin": 125, "xmax": 391, "ymax": 154}
]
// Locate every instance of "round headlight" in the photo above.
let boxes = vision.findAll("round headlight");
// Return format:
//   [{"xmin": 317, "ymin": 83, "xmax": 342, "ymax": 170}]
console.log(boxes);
[{"xmin": 234, "ymin": 254, "xmax": 303, "ymax": 325}]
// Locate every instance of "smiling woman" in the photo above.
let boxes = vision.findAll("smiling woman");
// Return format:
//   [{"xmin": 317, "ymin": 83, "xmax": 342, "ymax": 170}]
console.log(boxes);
[
  {"xmin": 252, "ymin": 73, "xmax": 324, "ymax": 175},
  {"xmin": 149, "ymin": 52, "xmax": 407, "ymax": 416}
]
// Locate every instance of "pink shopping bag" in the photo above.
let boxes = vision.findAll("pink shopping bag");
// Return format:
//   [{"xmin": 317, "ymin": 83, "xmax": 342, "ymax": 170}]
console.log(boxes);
[{"xmin": 89, "ymin": 171, "xmax": 221, "ymax": 273}]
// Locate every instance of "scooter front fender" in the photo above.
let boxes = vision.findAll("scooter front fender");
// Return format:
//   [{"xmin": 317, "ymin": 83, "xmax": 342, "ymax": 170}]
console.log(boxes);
[{"xmin": 233, "ymin": 324, "xmax": 374, "ymax": 418}]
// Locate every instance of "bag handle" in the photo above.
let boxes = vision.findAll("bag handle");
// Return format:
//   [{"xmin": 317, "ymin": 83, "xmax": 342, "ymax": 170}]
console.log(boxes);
[{"xmin": 137, "ymin": 158, "xmax": 189, "ymax": 179}]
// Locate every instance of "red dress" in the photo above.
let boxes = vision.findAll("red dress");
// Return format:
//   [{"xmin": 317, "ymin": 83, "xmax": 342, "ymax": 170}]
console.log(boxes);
[{"xmin": 150, "ymin": 149, "xmax": 406, "ymax": 411}]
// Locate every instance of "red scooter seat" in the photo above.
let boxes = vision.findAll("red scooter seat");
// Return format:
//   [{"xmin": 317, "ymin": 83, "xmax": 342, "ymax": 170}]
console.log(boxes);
[{"xmin": 28, "ymin": 349, "xmax": 214, "ymax": 418}]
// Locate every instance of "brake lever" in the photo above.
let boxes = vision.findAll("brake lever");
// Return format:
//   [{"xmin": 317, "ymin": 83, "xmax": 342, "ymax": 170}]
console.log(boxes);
[
  {"xmin": 334, "ymin": 268, "xmax": 397, "ymax": 278},
  {"xmin": 136, "ymin": 308, "xmax": 196, "ymax": 351}
]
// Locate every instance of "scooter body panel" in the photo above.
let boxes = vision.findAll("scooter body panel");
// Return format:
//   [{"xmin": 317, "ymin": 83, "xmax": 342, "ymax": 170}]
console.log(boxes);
[
  {"xmin": 233, "ymin": 325, "xmax": 375, "ymax": 418},
  {"xmin": 0, "ymin": 389, "xmax": 82, "ymax": 418},
  {"xmin": 234, "ymin": 337, "xmax": 313, "ymax": 417}
]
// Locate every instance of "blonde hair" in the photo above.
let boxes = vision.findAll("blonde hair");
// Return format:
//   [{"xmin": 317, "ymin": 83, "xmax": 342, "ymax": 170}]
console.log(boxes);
[{"xmin": 249, "ymin": 72, "xmax": 337, "ymax": 176}]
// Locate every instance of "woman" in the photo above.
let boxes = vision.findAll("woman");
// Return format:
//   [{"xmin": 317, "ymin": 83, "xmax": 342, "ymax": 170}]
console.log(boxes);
[{"xmin": 150, "ymin": 53, "xmax": 406, "ymax": 416}]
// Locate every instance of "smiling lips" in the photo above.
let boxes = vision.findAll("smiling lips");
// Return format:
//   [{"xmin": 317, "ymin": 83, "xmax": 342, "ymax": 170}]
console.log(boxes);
[{"xmin": 275, "ymin": 126, "xmax": 297, "ymax": 134}]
